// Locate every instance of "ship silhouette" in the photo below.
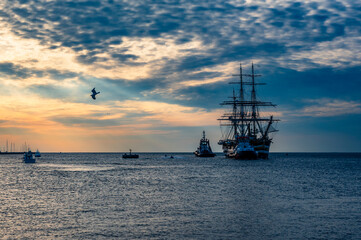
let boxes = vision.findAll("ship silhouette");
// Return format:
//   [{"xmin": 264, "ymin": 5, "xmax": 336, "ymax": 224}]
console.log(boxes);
[{"xmin": 218, "ymin": 63, "xmax": 279, "ymax": 159}]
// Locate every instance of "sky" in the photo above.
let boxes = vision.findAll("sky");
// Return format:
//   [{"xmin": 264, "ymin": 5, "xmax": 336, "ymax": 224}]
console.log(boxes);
[{"xmin": 0, "ymin": 0, "xmax": 360, "ymax": 152}]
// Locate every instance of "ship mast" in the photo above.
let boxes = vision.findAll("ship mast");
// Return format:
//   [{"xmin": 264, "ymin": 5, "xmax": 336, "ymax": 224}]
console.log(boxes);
[
  {"xmin": 218, "ymin": 62, "xmax": 280, "ymax": 158},
  {"xmin": 251, "ymin": 63, "xmax": 256, "ymax": 136},
  {"xmin": 218, "ymin": 62, "xmax": 279, "ymax": 141},
  {"xmin": 239, "ymin": 64, "xmax": 245, "ymax": 137},
  {"xmin": 232, "ymin": 88, "xmax": 238, "ymax": 139}
]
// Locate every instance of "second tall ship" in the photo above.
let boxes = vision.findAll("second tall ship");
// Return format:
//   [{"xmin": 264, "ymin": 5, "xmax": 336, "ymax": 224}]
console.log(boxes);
[{"xmin": 218, "ymin": 63, "xmax": 279, "ymax": 159}]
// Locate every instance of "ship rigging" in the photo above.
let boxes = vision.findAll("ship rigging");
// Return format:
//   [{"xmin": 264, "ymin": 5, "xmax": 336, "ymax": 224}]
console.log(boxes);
[{"xmin": 218, "ymin": 63, "xmax": 279, "ymax": 159}]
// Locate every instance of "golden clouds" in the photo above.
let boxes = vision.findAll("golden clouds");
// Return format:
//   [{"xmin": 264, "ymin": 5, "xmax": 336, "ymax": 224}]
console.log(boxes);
[
  {"xmin": 116, "ymin": 100, "xmax": 222, "ymax": 127},
  {"xmin": 0, "ymin": 90, "xmax": 221, "ymax": 149},
  {"xmin": 0, "ymin": 23, "xmax": 211, "ymax": 81},
  {"xmin": 0, "ymin": 26, "xmax": 84, "ymax": 74},
  {"xmin": 103, "ymin": 36, "xmax": 209, "ymax": 80}
]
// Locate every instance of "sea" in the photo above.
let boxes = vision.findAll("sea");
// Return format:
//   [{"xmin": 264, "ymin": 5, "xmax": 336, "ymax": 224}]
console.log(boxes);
[{"xmin": 0, "ymin": 153, "xmax": 360, "ymax": 239}]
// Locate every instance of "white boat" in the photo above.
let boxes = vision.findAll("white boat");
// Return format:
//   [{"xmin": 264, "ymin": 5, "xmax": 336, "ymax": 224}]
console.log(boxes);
[
  {"xmin": 35, "ymin": 149, "xmax": 41, "ymax": 157},
  {"xmin": 232, "ymin": 138, "xmax": 257, "ymax": 160}
]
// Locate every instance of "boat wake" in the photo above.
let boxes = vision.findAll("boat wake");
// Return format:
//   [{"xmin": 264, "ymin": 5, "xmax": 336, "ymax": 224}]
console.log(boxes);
[{"xmin": 38, "ymin": 163, "xmax": 115, "ymax": 172}]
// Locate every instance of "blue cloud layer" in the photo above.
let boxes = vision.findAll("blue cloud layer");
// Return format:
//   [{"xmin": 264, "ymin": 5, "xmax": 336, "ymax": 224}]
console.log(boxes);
[
  {"xmin": 1, "ymin": 0, "xmax": 360, "ymax": 103},
  {"xmin": 3, "ymin": 0, "xmax": 359, "ymax": 65}
]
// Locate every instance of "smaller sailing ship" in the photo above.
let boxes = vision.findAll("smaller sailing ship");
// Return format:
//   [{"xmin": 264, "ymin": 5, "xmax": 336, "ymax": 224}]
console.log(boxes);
[
  {"xmin": 122, "ymin": 149, "xmax": 139, "ymax": 158},
  {"xmin": 23, "ymin": 150, "xmax": 35, "ymax": 163},
  {"xmin": 194, "ymin": 131, "xmax": 216, "ymax": 157}
]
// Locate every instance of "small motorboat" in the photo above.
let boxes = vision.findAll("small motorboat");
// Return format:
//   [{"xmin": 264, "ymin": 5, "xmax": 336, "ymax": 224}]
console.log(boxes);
[
  {"xmin": 122, "ymin": 149, "xmax": 139, "ymax": 159},
  {"xmin": 23, "ymin": 150, "xmax": 36, "ymax": 163},
  {"xmin": 35, "ymin": 149, "xmax": 41, "ymax": 157}
]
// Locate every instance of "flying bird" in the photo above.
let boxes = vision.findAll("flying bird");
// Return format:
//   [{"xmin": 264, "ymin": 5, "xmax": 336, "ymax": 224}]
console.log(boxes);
[{"xmin": 91, "ymin": 88, "xmax": 100, "ymax": 100}]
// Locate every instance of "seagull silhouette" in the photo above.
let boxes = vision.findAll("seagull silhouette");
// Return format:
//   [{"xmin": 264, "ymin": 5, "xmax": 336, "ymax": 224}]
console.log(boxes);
[{"xmin": 91, "ymin": 88, "xmax": 100, "ymax": 100}]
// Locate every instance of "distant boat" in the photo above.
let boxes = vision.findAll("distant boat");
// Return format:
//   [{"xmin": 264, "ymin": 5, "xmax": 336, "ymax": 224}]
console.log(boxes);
[
  {"xmin": 122, "ymin": 149, "xmax": 139, "ymax": 158},
  {"xmin": 194, "ymin": 131, "xmax": 216, "ymax": 157},
  {"xmin": 23, "ymin": 150, "xmax": 35, "ymax": 163},
  {"xmin": 35, "ymin": 149, "xmax": 41, "ymax": 157}
]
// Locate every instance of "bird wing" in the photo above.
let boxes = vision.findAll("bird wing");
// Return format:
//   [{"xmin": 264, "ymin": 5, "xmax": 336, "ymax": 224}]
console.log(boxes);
[
  {"xmin": 91, "ymin": 88, "xmax": 96, "ymax": 94},
  {"xmin": 91, "ymin": 94, "xmax": 96, "ymax": 100}
]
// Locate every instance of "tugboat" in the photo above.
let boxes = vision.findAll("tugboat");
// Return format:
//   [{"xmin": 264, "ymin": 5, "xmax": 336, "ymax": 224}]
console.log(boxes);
[
  {"xmin": 218, "ymin": 63, "xmax": 279, "ymax": 159},
  {"xmin": 23, "ymin": 150, "xmax": 36, "ymax": 163},
  {"xmin": 122, "ymin": 149, "xmax": 139, "ymax": 158},
  {"xmin": 194, "ymin": 131, "xmax": 216, "ymax": 157}
]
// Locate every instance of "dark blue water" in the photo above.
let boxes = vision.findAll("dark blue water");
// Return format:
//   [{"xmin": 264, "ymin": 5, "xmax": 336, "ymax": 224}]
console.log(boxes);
[{"xmin": 0, "ymin": 153, "xmax": 360, "ymax": 239}]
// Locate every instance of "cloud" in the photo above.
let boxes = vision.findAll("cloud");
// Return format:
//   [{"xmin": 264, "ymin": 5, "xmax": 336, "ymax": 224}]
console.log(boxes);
[
  {"xmin": 114, "ymin": 100, "xmax": 222, "ymax": 127},
  {"xmin": 296, "ymin": 99, "xmax": 361, "ymax": 117},
  {"xmin": 50, "ymin": 116, "xmax": 124, "ymax": 128},
  {"xmin": 1, "ymin": 1, "xmax": 360, "ymax": 96},
  {"xmin": 0, "ymin": 0, "xmax": 361, "ymax": 151},
  {"xmin": 0, "ymin": 62, "xmax": 79, "ymax": 81},
  {"xmin": 2, "ymin": 0, "xmax": 360, "ymax": 76},
  {"xmin": 0, "ymin": 62, "xmax": 33, "ymax": 79},
  {"xmin": 0, "ymin": 127, "xmax": 31, "ymax": 135}
]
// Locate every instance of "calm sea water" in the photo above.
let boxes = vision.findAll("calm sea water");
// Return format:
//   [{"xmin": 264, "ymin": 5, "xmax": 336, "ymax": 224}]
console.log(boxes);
[{"xmin": 0, "ymin": 153, "xmax": 360, "ymax": 239}]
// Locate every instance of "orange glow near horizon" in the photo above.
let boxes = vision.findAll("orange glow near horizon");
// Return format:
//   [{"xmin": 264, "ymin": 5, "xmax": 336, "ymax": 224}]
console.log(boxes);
[{"xmin": 0, "ymin": 90, "xmax": 226, "ymax": 151}]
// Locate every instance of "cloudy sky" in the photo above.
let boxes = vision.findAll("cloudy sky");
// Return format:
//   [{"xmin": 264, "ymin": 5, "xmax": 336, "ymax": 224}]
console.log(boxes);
[{"xmin": 0, "ymin": 0, "xmax": 360, "ymax": 152}]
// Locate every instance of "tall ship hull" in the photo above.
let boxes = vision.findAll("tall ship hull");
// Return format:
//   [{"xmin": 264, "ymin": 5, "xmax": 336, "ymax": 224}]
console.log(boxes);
[
  {"xmin": 234, "ymin": 151, "xmax": 258, "ymax": 160},
  {"xmin": 251, "ymin": 139, "xmax": 271, "ymax": 159},
  {"xmin": 218, "ymin": 63, "xmax": 279, "ymax": 160},
  {"xmin": 195, "ymin": 152, "xmax": 216, "ymax": 157}
]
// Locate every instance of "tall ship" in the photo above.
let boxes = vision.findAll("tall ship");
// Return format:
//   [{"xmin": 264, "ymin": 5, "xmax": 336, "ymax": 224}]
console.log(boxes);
[
  {"xmin": 194, "ymin": 131, "xmax": 216, "ymax": 157},
  {"xmin": 218, "ymin": 63, "xmax": 279, "ymax": 159}
]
